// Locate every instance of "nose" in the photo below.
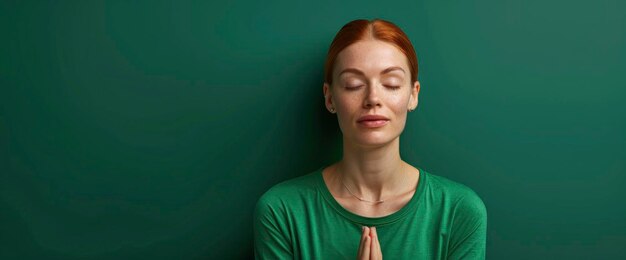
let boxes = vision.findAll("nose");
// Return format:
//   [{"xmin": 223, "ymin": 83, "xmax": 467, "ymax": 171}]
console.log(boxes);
[{"xmin": 363, "ymin": 84, "xmax": 382, "ymax": 109}]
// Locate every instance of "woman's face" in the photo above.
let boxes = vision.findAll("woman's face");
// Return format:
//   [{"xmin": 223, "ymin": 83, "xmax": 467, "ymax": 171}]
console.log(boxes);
[{"xmin": 323, "ymin": 39, "xmax": 420, "ymax": 148}]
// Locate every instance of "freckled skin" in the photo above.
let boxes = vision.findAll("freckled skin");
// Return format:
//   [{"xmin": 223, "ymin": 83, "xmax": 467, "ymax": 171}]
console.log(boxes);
[{"xmin": 323, "ymin": 39, "xmax": 420, "ymax": 148}]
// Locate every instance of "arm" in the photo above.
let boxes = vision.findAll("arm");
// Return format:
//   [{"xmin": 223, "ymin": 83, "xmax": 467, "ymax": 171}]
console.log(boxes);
[
  {"xmin": 447, "ymin": 193, "xmax": 488, "ymax": 260},
  {"xmin": 253, "ymin": 194, "xmax": 293, "ymax": 260}
]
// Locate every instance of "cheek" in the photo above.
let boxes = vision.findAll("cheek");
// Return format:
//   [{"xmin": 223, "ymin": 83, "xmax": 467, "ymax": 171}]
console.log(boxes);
[
  {"xmin": 388, "ymin": 95, "xmax": 409, "ymax": 111},
  {"xmin": 334, "ymin": 96, "xmax": 358, "ymax": 111}
]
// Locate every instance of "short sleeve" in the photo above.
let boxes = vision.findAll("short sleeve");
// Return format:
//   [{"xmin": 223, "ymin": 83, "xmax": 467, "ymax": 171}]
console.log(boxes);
[
  {"xmin": 253, "ymin": 193, "xmax": 293, "ymax": 259},
  {"xmin": 447, "ymin": 191, "xmax": 488, "ymax": 260}
]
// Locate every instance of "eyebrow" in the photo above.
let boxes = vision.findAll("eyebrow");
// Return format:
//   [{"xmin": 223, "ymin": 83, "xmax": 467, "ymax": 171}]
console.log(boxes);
[{"xmin": 338, "ymin": 66, "xmax": 405, "ymax": 77}]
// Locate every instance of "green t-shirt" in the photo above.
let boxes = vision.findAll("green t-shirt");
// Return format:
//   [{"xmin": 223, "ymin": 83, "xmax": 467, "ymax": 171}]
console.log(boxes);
[{"xmin": 253, "ymin": 165, "xmax": 487, "ymax": 259}]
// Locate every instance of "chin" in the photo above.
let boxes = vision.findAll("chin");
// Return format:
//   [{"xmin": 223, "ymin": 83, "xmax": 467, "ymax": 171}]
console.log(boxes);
[{"xmin": 350, "ymin": 133, "xmax": 399, "ymax": 147}]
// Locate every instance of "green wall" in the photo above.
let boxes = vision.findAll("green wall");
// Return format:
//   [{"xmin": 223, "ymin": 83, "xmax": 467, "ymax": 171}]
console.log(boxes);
[{"xmin": 1, "ymin": 1, "xmax": 624, "ymax": 259}]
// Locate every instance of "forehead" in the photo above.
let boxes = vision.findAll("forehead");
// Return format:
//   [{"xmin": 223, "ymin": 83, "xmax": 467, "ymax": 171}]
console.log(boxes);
[{"xmin": 335, "ymin": 40, "xmax": 409, "ymax": 75}]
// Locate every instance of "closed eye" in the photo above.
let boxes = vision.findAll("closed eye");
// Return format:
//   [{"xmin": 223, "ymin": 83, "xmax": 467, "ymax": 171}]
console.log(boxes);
[
  {"xmin": 346, "ymin": 85, "xmax": 363, "ymax": 90},
  {"xmin": 346, "ymin": 85, "xmax": 400, "ymax": 90}
]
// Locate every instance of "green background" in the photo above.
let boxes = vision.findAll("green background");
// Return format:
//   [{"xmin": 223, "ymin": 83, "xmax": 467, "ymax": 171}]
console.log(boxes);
[{"xmin": 1, "ymin": 0, "xmax": 625, "ymax": 259}]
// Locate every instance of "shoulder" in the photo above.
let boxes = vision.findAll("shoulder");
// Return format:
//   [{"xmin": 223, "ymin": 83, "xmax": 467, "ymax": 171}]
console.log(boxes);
[
  {"xmin": 425, "ymin": 170, "xmax": 487, "ymax": 218},
  {"xmin": 426, "ymin": 171, "xmax": 488, "ymax": 257},
  {"xmin": 257, "ymin": 169, "xmax": 319, "ymax": 202},
  {"xmin": 254, "ymin": 168, "xmax": 320, "ymax": 216}
]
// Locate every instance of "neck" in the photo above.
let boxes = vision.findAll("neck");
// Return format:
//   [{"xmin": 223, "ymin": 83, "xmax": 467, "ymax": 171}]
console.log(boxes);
[{"xmin": 336, "ymin": 136, "xmax": 408, "ymax": 201}]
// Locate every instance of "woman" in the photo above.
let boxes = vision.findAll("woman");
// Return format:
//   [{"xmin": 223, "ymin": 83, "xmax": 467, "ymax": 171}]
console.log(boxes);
[{"xmin": 254, "ymin": 18, "xmax": 487, "ymax": 259}]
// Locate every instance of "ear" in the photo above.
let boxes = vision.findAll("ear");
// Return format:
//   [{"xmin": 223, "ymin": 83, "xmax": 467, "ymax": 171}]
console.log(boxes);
[
  {"xmin": 323, "ymin": 82, "xmax": 334, "ymax": 111},
  {"xmin": 409, "ymin": 80, "xmax": 420, "ymax": 110}
]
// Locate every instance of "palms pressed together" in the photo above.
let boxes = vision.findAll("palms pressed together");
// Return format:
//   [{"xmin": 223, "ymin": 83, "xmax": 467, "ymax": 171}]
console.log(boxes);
[{"xmin": 357, "ymin": 226, "xmax": 383, "ymax": 260}]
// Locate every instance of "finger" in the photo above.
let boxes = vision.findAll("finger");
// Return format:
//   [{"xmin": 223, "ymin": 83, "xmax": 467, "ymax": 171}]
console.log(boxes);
[
  {"xmin": 370, "ymin": 227, "xmax": 382, "ymax": 260},
  {"xmin": 363, "ymin": 235, "xmax": 371, "ymax": 259},
  {"xmin": 370, "ymin": 226, "xmax": 377, "ymax": 240},
  {"xmin": 358, "ymin": 226, "xmax": 368, "ymax": 259}
]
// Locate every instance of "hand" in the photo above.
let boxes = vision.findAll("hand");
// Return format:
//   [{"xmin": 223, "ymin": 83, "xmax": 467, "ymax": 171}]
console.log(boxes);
[{"xmin": 357, "ymin": 226, "xmax": 383, "ymax": 260}]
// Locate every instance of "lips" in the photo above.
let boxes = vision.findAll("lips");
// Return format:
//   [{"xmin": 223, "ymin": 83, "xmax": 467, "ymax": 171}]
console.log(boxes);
[
  {"xmin": 357, "ymin": 115, "xmax": 390, "ymax": 128},
  {"xmin": 357, "ymin": 115, "xmax": 389, "ymax": 122}
]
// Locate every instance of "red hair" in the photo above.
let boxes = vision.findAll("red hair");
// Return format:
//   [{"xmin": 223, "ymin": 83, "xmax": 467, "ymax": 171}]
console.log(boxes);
[{"xmin": 323, "ymin": 19, "xmax": 418, "ymax": 85}]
